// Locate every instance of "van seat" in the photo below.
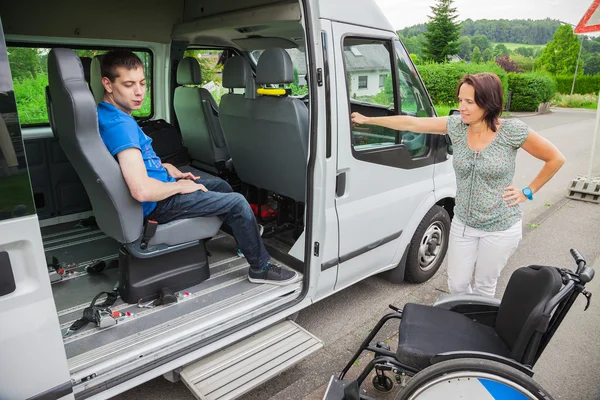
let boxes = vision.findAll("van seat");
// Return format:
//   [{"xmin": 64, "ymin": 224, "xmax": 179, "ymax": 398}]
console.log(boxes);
[
  {"xmin": 174, "ymin": 57, "xmax": 230, "ymax": 174},
  {"xmin": 47, "ymin": 48, "xmax": 222, "ymax": 302}
]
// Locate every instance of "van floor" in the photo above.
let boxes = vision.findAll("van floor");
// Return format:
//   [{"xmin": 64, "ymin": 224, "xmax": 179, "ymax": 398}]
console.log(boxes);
[{"xmin": 42, "ymin": 221, "xmax": 302, "ymax": 374}]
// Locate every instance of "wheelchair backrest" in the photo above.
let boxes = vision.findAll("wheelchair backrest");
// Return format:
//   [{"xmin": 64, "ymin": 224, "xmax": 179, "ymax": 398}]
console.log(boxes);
[{"xmin": 495, "ymin": 265, "xmax": 563, "ymax": 364}]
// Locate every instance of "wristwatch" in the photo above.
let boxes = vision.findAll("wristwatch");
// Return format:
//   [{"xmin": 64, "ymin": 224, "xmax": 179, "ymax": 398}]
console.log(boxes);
[{"xmin": 522, "ymin": 187, "xmax": 533, "ymax": 200}]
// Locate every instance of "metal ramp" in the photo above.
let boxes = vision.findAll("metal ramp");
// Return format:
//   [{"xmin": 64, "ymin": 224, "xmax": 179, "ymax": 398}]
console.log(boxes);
[{"xmin": 180, "ymin": 320, "xmax": 323, "ymax": 400}]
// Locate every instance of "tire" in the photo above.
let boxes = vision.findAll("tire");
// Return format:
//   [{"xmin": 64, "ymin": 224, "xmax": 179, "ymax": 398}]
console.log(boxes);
[
  {"xmin": 404, "ymin": 205, "xmax": 451, "ymax": 283},
  {"xmin": 395, "ymin": 358, "xmax": 553, "ymax": 400}
]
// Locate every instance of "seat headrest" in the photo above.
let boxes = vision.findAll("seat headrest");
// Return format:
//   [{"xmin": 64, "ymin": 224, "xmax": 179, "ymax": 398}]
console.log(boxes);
[
  {"xmin": 177, "ymin": 57, "xmax": 203, "ymax": 85},
  {"xmin": 255, "ymin": 48, "xmax": 294, "ymax": 86},
  {"xmin": 79, "ymin": 56, "xmax": 92, "ymax": 85},
  {"xmin": 90, "ymin": 55, "xmax": 105, "ymax": 103},
  {"xmin": 222, "ymin": 56, "xmax": 256, "ymax": 99}
]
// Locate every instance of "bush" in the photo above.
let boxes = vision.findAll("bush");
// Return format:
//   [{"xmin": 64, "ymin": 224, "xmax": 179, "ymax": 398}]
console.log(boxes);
[
  {"xmin": 554, "ymin": 74, "xmax": 600, "ymax": 95},
  {"xmin": 552, "ymin": 93, "xmax": 598, "ymax": 109},
  {"xmin": 507, "ymin": 73, "xmax": 556, "ymax": 112},
  {"xmin": 417, "ymin": 62, "xmax": 508, "ymax": 105}
]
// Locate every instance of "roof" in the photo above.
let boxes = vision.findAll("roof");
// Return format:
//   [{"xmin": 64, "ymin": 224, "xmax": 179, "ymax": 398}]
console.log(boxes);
[{"xmin": 343, "ymin": 44, "xmax": 391, "ymax": 72}]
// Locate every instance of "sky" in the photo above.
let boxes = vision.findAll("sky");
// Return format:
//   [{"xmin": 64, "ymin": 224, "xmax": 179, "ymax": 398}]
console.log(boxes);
[{"xmin": 374, "ymin": 0, "xmax": 595, "ymax": 30}]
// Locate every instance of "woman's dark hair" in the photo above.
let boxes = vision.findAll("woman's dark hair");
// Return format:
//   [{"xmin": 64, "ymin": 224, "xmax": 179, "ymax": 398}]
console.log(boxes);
[{"xmin": 456, "ymin": 73, "xmax": 503, "ymax": 132}]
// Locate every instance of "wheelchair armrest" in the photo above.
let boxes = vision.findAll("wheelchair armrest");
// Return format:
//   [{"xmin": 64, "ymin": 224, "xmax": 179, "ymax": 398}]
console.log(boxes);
[
  {"xmin": 431, "ymin": 351, "xmax": 534, "ymax": 377},
  {"xmin": 433, "ymin": 293, "xmax": 501, "ymax": 310}
]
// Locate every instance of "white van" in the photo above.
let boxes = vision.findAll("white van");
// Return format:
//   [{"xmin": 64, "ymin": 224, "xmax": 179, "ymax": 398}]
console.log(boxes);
[{"xmin": 0, "ymin": 0, "xmax": 456, "ymax": 399}]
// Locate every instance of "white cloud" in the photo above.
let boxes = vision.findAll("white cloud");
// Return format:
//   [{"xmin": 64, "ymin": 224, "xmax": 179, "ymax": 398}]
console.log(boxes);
[{"xmin": 374, "ymin": 0, "xmax": 594, "ymax": 30}]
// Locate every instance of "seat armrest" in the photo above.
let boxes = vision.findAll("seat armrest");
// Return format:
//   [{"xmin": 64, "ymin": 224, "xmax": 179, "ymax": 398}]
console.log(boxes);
[
  {"xmin": 431, "ymin": 351, "xmax": 534, "ymax": 377},
  {"xmin": 433, "ymin": 293, "xmax": 501, "ymax": 310}
]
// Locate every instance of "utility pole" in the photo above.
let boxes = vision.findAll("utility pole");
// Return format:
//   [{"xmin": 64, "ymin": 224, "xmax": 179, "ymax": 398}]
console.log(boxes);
[{"xmin": 570, "ymin": 34, "xmax": 584, "ymax": 100}]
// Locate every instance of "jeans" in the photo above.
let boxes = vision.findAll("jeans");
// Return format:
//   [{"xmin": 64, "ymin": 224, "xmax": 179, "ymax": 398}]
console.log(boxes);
[
  {"xmin": 447, "ymin": 217, "xmax": 522, "ymax": 297},
  {"xmin": 146, "ymin": 173, "xmax": 270, "ymax": 272}
]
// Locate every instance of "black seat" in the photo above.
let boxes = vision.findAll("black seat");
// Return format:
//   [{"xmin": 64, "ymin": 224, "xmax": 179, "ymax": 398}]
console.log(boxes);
[{"xmin": 397, "ymin": 265, "xmax": 563, "ymax": 370}]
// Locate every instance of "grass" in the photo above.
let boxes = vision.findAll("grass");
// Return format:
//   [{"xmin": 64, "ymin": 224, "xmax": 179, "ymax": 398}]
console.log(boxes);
[
  {"xmin": 0, "ymin": 172, "xmax": 35, "ymax": 217},
  {"xmin": 492, "ymin": 42, "xmax": 545, "ymax": 51},
  {"xmin": 552, "ymin": 93, "xmax": 598, "ymax": 110},
  {"xmin": 434, "ymin": 104, "xmax": 457, "ymax": 117}
]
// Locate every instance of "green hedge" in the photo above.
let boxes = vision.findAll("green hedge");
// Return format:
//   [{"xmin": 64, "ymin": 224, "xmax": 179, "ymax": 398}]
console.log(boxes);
[
  {"xmin": 417, "ymin": 62, "xmax": 508, "ymax": 105},
  {"xmin": 507, "ymin": 73, "xmax": 556, "ymax": 112},
  {"xmin": 554, "ymin": 74, "xmax": 600, "ymax": 95}
]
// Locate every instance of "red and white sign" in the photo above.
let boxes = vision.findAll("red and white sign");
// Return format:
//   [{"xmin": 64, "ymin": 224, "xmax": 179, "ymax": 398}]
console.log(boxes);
[{"xmin": 575, "ymin": 0, "xmax": 600, "ymax": 33}]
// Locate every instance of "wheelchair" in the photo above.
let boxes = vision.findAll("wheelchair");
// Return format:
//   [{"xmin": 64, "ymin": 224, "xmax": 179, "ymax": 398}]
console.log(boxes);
[{"xmin": 323, "ymin": 249, "xmax": 595, "ymax": 400}]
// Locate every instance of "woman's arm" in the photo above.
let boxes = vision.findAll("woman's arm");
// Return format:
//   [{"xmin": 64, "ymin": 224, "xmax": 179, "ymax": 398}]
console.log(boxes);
[
  {"xmin": 503, "ymin": 130, "xmax": 566, "ymax": 206},
  {"xmin": 351, "ymin": 112, "xmax": 449, "ymax": 135}
]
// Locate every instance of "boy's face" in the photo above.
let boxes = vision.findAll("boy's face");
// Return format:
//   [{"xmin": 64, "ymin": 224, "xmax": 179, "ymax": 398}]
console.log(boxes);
[{"xmin": 102, "ymin": 66, "xmax": 146, "ymax": 115}]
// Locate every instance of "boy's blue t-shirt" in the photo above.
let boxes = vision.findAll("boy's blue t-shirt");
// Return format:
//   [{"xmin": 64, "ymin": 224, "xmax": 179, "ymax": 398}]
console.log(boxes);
[{"xmin": 97, "ymin": 102, "xmax": 175, "ymax": 217}]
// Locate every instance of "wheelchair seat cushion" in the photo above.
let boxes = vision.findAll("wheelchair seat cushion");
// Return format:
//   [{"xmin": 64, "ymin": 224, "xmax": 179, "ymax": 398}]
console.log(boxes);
[{"xmin": 397, "ymin": 303, "xmax": 511, "ymax": 370}]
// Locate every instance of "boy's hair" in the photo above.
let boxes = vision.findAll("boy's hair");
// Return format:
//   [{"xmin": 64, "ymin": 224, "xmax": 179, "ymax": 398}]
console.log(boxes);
[
  {"xmin": 100, "ymin": 50, "xmax": 144, "ymax": 82},
  {"xmin": 456, "ymin": 73, "xmax": 504, "ymax": 132}
]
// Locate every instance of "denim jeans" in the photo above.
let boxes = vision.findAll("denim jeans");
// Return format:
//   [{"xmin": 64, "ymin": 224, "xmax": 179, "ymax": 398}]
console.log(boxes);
[{"xmin": 146, "ymin": 173, "xmax": 270, "ymax": 272}]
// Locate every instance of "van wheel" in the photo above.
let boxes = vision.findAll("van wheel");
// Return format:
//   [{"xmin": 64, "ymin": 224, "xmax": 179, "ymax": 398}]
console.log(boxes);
[{"xmin": 404, "ymin": 205, "xmax": 450, "ymax": 283}]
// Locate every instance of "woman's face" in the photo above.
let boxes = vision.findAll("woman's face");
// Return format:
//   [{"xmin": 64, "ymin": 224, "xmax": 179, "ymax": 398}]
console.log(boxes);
[{"xmin": 458, "ymin": 83, "xmax": 485, "ymax": 125}]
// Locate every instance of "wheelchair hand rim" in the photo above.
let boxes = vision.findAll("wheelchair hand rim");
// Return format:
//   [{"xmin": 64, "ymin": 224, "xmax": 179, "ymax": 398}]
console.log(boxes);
[{"xmin": 404, "ymin": 371, "xmax": 541, "ymax": 400}]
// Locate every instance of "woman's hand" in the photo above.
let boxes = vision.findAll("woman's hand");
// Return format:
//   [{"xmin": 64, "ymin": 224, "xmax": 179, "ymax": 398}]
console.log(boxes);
[
  {"xmin": 503, "ymin": 186, "xmax": 527, "ymax": 206},
  {"xmin": 351, "ymin": 112, "xmax": 370, "ymax": 125}
]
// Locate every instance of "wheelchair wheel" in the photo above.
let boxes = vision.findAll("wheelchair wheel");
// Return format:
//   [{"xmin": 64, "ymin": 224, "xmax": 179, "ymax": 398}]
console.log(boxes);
[{"xmin": 395, "ymin": 358, "xmax": 553, "ymax": 400}]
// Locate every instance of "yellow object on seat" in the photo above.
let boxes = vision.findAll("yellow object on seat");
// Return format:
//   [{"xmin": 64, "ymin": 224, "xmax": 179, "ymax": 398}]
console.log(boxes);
[{"xmin": 257, "ymin": 87, "xmax": 288, "ymax": 96}]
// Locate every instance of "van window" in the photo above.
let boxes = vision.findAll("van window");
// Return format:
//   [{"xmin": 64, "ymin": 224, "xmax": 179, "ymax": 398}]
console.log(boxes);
[
  {"xmin": 7, "ymin": 46, "xmax": 153, "ymax": 125},
  {"xmin": 182, "ymin": 49, "xmax": 240, "ymax": 104},
  {"xmin": 343, "ymin": 38, "xmax": 433, "ymax": 159},
  {"xmin": 0, "ymin": 45, "xmax": 35, "ymax": 221}
]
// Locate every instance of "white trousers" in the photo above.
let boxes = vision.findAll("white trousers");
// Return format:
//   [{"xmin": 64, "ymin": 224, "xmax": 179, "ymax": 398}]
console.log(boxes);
[{"xmin": 447, "ymin": 218, "xmax": 523, "ymax": 297}]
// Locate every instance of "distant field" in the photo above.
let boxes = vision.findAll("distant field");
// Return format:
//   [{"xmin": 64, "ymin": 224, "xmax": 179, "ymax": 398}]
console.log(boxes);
[{"xmin": 493, "ymin": 42, "xmax": 545, "ymax": 50}]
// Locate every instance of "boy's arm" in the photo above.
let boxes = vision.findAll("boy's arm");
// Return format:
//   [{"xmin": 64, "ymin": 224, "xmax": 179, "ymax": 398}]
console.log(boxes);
[{"xmin": 117, "ymin": 149, "xmax": 205, "ymax": 201}]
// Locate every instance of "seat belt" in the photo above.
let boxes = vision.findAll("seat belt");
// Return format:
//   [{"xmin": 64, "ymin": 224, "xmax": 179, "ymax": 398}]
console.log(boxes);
[
  {"xmin": 140, "ymin": 219, "xmax": 158, "ymax": 250},
  {"xmin": 64, "ymin": 291, "xmax": 119, "ymax": 337}
]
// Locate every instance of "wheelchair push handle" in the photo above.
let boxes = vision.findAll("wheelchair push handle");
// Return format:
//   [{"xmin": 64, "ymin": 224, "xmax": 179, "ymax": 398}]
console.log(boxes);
[{"xmin": 570, "ymin": 248, "xmax": 595, "ymax": 283}]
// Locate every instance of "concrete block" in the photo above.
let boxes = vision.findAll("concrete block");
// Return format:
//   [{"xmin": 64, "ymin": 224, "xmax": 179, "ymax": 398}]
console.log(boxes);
[{"xmin": 567, "ymin": 175, "xmax": 600, "ymax": 203}]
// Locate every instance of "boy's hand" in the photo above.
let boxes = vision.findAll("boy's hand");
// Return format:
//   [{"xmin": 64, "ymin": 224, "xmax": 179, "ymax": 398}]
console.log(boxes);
[{"xmin": 177, "ymin": 180, "xmax": 207, "ymax": 194}]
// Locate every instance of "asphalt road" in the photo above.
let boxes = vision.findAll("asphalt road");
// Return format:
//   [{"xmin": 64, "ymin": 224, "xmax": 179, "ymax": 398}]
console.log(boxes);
[{"xmin": 112, "ymin": 108, "xmax": 600, "ymax": 400}]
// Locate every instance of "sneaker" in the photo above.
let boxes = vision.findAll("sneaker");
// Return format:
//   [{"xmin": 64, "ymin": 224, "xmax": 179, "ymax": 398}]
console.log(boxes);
[
  {"xmin": 248, "ymin": 262, "xmax": 299, "ymax": 286},
  {"xmin": 237, "ymin": 224, "xmax": 265, "ymax": 258}
]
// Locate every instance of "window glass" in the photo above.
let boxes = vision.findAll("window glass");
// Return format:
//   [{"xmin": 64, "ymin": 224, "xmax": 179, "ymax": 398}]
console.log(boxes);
[
  {"xmin": 250, "ymin": 48, "xmax": 308, "ymax": 97},
  {"xmin": 343, "ymin": 38, "xmax": 432, "ymax": 159},
  {"xmin": 7, "ymin": 47, "xmax": 153, "ymax": 125},
  {"xmin": 394, "ymin": 40, "xmax": 436, "ymax": 157},
  {"xmin": 0, "ymin": 39, "xmax": 35, "ymax": 220}
]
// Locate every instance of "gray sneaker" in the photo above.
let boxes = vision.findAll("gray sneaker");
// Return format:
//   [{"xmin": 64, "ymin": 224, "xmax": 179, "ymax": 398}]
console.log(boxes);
[{"xmin": 248, "ymin": 262, "xmax": 299, "ymax": 286}]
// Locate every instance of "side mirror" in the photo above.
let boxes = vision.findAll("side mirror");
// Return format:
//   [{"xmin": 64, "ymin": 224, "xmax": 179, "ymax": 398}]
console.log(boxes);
[{"xmin": 445, "ymin": 109, "xmax": 459, "ymax": 155}]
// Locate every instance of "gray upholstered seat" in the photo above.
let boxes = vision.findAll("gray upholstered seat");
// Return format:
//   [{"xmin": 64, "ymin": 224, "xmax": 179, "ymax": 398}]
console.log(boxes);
[
  {"xmin": 89, "ymin": 55, "xmax": 104, "ymax": 103},
  {"xmin": 221, "ymin": 49, "xmax": 309, "ymax": 202},
  {"xmin": 174, "ymin": 57, "xmax": 230, "ymax": 174},
  {"xmin": 47, "ymin": 48, "xmax": 222, "ymax": 258}
]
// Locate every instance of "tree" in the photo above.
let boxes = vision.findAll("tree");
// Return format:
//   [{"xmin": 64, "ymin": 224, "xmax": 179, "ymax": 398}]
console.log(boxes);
[
  {"xmin": 471, "ymin": 46, "xmax": 483, "ymax": 64},
  {"xmin": 535, "ymin": 25, "xmax": 581, "ymax": 75},
  {"xmin": 495, "ymin": 54, "xmax": 523, "ymax": 73},
  {"xmin": 423, "ymin": 0, "xmax": 461, "ymax": 63},
  {"xmin": 514, "ymin": 47, "xmax": 534, "ymax": 58},
  {"xmin": 583, "ymin": 54, "xmax": 600, "ymax": 75},
  {"xmin": 470, "ymin": 35, "xmax": 491, "ymax": 53},
  {"xmin": 494, "ymin": 43, "xmax": 510, "ymax": 57},
  {"xmin": 511, "ymin": 54, "xmax": 535, "ymax": 72},
  {"xmin": 7, "ymin": 47, "xmax": 42, "ymax": 81},
  {"xmin": 458, "ymin": 36, "xmax": 471, "ymax": 61},
  {"xmin": 482, "ymin": 48, "xmax": 494, "ymax": 62}
]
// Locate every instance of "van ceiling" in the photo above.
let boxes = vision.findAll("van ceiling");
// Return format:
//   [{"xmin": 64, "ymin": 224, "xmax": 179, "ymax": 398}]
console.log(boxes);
[{"xmin": 0, "ymin": 0, "xmax": 295, "ymax": 44}]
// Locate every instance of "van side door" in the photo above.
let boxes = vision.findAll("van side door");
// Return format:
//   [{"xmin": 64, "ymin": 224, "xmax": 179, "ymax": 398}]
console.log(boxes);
[
  {"xmin": 0, "ymin": 20, "xmax": 72, "ymax": 400},
  {"xmin": 331, "ymin": 22, "xmax": 440, "ymax": 290}
]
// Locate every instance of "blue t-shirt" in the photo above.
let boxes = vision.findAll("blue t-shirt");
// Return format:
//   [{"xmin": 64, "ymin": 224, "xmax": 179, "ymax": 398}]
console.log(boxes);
[{"xmin": 97, "ymin": 102, "xmax": 175, "ymax": 217}]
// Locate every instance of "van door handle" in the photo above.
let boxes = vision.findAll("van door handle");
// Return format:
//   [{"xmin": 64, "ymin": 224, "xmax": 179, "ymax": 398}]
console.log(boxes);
[
  {"xmin": 336, "ymin": 172, "xmax": 346, "ymax": 197},
  {"xmin": 0, "ymin": 251, "xmax": 16, "ymax": 297}
]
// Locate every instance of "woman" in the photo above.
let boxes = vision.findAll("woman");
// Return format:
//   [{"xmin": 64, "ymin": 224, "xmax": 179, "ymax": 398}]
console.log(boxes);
[{"xmin": 351, "ymin": 73, "xmax": 565, "ymax": 297}]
